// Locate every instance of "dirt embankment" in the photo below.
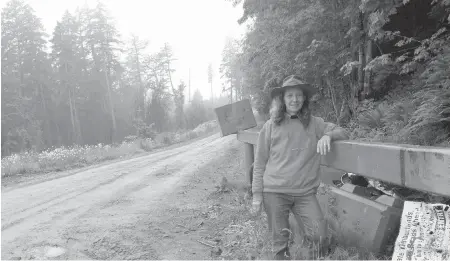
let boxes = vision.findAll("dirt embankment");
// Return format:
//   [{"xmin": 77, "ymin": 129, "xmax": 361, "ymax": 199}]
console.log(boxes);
[{"xmin": 2, "ymin": 133, "xmax": 252, "ymax": 260}]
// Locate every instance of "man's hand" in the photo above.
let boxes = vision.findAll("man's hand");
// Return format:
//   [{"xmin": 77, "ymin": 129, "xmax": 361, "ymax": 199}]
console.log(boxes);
[
  {"xmin": 317, "ymin": 135, "xmax": 331, "ymax": 155},
  {"xmin": 250, "ymin": 199, "xmax": 262, "ymax": 216}
]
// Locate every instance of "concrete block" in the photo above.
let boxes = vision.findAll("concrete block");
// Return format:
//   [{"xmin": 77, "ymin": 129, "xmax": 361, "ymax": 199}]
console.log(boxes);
[
  {"xmin": 319, "ymin": 166, "xmax": 344, "ymax": 186},
  {"xmin": 375, "ymin": 195, "xmax": 404, "ymax": 209},
  {"xmin": 340, "ymin": 183, "xmax": 367, "ymax": 197},
  {"xmin": 317, "ymin": 184, "xmax": 403, "ymax": 254}
]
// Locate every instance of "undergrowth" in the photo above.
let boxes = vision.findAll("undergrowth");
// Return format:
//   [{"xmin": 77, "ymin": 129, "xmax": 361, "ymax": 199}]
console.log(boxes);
[
  {"xmin": 1, "ymin": 120, "xmax": 219, "ymax": 177},
  {"xmin": 346, "ymin": 85, "xmax": 450, "ymax": 204},
  {"xmin": 349, "ymin": 86, "xmax": 450, "ymax": 147},
  {"xmin": 212, "ymin": 184, "xmax": 389, "ymax": 260}
]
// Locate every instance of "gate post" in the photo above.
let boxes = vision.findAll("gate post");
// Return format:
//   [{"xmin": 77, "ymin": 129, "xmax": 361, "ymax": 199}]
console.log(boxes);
[{"xmin": 244, "ymin": 142, "xmax": 254, "ymax": 188}]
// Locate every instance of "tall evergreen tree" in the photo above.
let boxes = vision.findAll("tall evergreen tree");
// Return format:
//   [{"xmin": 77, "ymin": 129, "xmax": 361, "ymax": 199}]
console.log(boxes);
[
  {"xmin": 1, "ymin": 0, "xmax": 51, "ymax": 154},
  {"xmin": 50, "ymin": 11, "xmax": 83, "ymax": 145}
]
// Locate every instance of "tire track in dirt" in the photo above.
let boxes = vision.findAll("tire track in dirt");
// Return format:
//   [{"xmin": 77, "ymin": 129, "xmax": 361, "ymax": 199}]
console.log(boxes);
[
  {"xmin": 82, "ymin": 136, "xmax": 230, "ymax": 213},
  {"xmin": 127, "ymin": 138, "xmax": 245, "ymax": 260},
  {"xmin": 2, "ymin": 138, "xmax": 212, "ymax": 234},
  {"xmin": 1, "ymin": 171, "xmax": 131, "ymax": 231},
  {"xmin": 1, "ymin": 134, "xmax": 234, "ymax": 260},
  {"xmin": 2, "ymin": 172, "xmax": 129, "ymax": 225},
  {"xmin": 1, "ymin": 135, "xmax": 209, "ymax": 220}
]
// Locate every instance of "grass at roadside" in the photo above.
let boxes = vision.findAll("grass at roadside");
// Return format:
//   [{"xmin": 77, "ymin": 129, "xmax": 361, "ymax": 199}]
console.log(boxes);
[
  {"xmin": 206, "ymin": 185, "xmax": 388, "ymax": 260},
  {"xmin": 1, "ymin": 120, "xmax": 219, "ymax": 178},
  {"xmin": 200, "ymin": 155, "xmax": 391, "ymax": 260}
]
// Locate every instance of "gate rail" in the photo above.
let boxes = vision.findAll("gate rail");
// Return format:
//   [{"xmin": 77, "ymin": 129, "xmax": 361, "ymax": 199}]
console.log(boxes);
[{"xmin": 237, "ymin": 127, "xmax": 450, "ymax": 197}]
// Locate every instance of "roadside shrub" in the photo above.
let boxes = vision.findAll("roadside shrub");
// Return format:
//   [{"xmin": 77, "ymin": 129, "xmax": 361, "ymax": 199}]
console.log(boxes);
[
  {"xmin": 186, "ymin": 130, "xmax": 199, "ymax": 140},
  {"xmin": 1, "ymin": 151, "xmax": 40, "ymax": 175},
  {"xmin": 163, "ymin": 136, "xmax": 172, "ymax": 145},
  {"xmin": 154, "ymin": 132, "xmax": 175, "ymax": 145},
  {"xmin": 138, "ymin": 138, "xmax": 156, "ymax": 152},
  {"xmin": 133, "ymin": 119, "xmax": 157, "ymax": 140},
  {"xmin": 124, "ymin": 135, "xmax": 138, "ymax": 142},
  {"xmin": 1, "ymin": 120, "xmax": 219, "ymax": 177}
]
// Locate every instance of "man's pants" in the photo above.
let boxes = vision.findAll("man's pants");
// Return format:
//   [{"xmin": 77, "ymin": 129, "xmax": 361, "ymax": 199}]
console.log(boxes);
[{"xmin": 263, "ymin": 192, "xmax": 327, "ymax": 260}]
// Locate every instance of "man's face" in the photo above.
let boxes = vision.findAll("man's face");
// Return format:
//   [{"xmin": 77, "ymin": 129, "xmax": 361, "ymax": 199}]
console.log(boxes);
[{"xmin": 284, "ymin": 87, "xmax": 305, "ymax": 114}]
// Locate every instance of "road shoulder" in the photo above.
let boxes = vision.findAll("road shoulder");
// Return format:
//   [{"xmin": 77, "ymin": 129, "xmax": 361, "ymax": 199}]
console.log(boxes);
[
  {"xmin": 138, "ymin": 137, "xmax": 271, "ymax": 260},
  {"xmin": 1, "ymin": 132, "xmax": 219, "ymax": 192}
]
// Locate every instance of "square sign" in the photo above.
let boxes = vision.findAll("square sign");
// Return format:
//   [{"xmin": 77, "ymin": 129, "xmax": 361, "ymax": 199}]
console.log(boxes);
[{"xmin": 214, "ymin": 99, "xmax": 257, "ymax": 137}]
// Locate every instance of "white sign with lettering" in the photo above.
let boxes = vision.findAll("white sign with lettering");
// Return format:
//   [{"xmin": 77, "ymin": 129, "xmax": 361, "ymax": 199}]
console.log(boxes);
[{"xmin": 392, "ymin": 201, "xmax": 450, "ymax": 261}]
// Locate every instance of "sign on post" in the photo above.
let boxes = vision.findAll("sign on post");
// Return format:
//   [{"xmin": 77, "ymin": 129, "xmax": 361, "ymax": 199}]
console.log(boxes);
[{"xmin": 214, "ymin": 99, "xmax": 257, "ymax": 137}]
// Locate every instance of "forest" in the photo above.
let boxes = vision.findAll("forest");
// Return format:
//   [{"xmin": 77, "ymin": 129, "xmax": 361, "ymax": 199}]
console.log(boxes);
[
  {"xmin": 1, "ymin": 0, "xmax": 231, "ymax": 157},
  {"xmin": 2, "ymin": 0, "xmax": 450, "ymax": 159},
  {"xmin": 220, "ymin": 0, "xmax": 449, "ymax": 148}
]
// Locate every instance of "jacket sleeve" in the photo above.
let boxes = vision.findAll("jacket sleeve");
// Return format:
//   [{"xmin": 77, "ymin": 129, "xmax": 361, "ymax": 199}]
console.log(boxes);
[
  {"xmin": 314, "ymin": 116, "xmax": 349, "ymax": 141},
  {"xmin": 251, "ymin": 120, "xmax": 272, "ymax": 202}
]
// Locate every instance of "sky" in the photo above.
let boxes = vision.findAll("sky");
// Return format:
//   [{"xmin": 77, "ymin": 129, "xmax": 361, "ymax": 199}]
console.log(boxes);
[{"xmin": 1, "ymin": 0, "xmax": 247, "ymax": 101}]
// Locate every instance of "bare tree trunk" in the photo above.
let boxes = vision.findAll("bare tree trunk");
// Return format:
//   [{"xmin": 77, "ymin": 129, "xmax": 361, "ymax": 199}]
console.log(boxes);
[
  {"xmin": 54, "ymin": 119, "xmax": 62, "ymax": 147},
  {"xmin": 358, "ymin": 11, "xmax": 366, "ymax": 100},
  {"xmin": 230, "ymin": 84, "xmax": 233, "ymax": 104},
  {"xmin": 167, "ymin": 59, "xmax": 184, "ymax": 130},
  {"xmin": 189, "ymin": 68, "xmax": 191, "ymax": 103},
  {"xmin": 339, "ymin": 77, "xmax": 352, "ymax": 126},
  {"xmin": 70, "ymin": 91, "xmax": 82, "ymax": 145},
  {"xmin": 65, "ymin": 62, "xmax": 82, "ymax": 145},
  {"xmin": 325, "ymin": 78, "xmax": 340, "ymax": 124},
  {"xmin": 103, "ymin": 53, "xmax": 117, "ymax": 143},
  {"xmin": 38, "ymin": 82, "xmax": 52, "ymax": 146},
  {"xmin": 364, "ymin": 39, "xmax": 373, "ymax": 98},
  {"xmin": 238, "ymin": 80, "xmax": 243, "ymax": 101},
  {"xmin": 132, "ymin": 37, "xmax": 145, "ymax": 120},
  {"xmin": 348, "ymin": 13, "xmax": 360, "ymax": 117},
  {"xmin": 68, "ymin": 85, "xmax": 77, "ymax": 144},
  {"xmin": 211, "ymin": 80, "xmax": 213, "ymax": 106},
  {"xmin": 74, "ymin": 97, "xmax": 82, "ymax": 144}
]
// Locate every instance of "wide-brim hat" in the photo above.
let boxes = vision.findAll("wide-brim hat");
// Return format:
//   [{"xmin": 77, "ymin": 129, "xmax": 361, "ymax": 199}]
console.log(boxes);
[{"xmin": 270, "ymin": 75, "xmax": 317, "ymax": 99}]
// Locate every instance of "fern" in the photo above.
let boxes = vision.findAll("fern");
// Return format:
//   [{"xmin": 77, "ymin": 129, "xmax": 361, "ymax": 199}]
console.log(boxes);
[
  {"xmin": 400, "ymin": 45, "xmax": 450, "ymax": 145},
  {"xmin": 357, "ymin": 103, "xmax": 389, "ymax": 129},
  {"xmin": 383, "ymin": 101, "xmax": 414, "ymax": 126},
  {"xmin": 420, "ymin": 46, "xmax": 450, "ymax": 89},
  {"xmin": 402, "ymin": 88, "xmax": 450, "ymax": 145}
]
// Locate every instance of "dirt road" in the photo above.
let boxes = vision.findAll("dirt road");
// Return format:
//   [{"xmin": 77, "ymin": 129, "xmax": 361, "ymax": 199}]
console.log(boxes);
[{"xmin": 2, "ymin": 133, "xmax": 246, "ymax": 260}]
